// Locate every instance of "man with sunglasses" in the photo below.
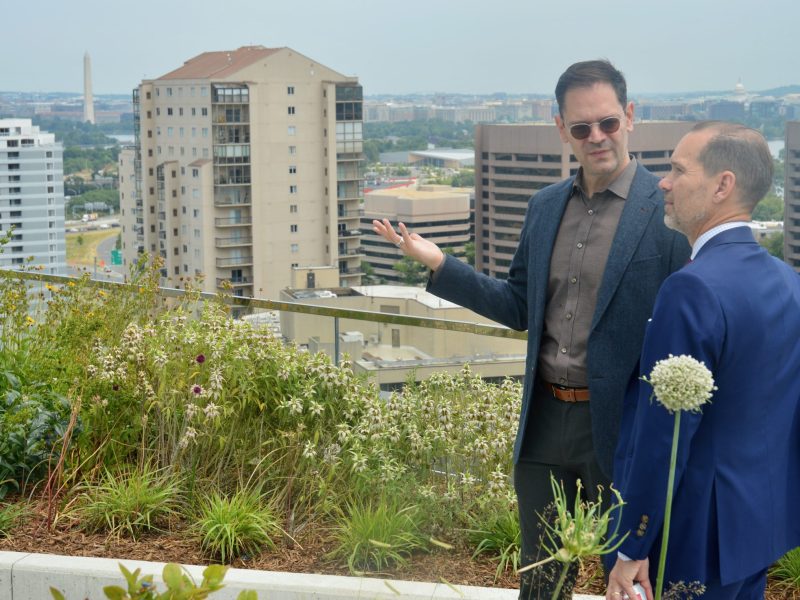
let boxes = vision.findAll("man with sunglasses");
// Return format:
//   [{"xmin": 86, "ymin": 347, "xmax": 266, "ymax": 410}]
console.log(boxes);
[{"xmin": 373, "ymin": 60, "xmax": 689, "ymax": 599}]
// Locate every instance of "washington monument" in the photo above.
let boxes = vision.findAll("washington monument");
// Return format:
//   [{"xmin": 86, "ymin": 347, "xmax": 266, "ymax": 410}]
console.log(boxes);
[{"xmin": 83, "ymin": 51, "xmax": 95, "ymax": 124}]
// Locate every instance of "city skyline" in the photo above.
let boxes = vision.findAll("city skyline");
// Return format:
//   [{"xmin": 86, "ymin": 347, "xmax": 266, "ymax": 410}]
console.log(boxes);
[{"xmin": 3, "ymin": 0, "xmax": 799, "ymax": 97}]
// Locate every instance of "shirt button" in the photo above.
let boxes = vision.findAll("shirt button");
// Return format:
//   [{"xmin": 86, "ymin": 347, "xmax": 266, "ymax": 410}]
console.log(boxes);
[
  {"xmin": 570, "ymin": 277, "xmax": 577, "ymax": 284},
  {"xmin": 560, "ymin": 347, "xmax": 567, "ymax": 354},
  {"xmin": 588, "ymin": 209, "xmax": 594, "ymax": 215},
  {"xmin": 565, "ymin": 313, "xmax": 572, "ymax": 320},
  {"xmin": 559, "ymin": 377, "xmax": 566, "ymax": 384},
  {"xmin": 577, "ymin": 242, "xmax": 584, "ymax": 249}
]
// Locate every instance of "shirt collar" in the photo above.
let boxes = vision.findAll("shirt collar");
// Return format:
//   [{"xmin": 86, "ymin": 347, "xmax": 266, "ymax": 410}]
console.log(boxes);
[
  {"xmin": 573, "ymin": 157, "xmax": 638, "ymax": 200},
  {"xmin": 691, "ymin": 221, "xmax": 751, "ymax": 259}
]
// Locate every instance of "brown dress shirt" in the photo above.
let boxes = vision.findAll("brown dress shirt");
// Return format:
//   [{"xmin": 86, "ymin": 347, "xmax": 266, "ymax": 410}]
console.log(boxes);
[{"xmin": 537, "ymin": 158, "xmax": 638, "ymax": 388}]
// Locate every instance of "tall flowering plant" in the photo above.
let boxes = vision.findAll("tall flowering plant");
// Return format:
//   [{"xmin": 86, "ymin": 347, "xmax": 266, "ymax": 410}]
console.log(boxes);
[
  {"xmin": 641, "ymin": 354, "xmax": 716, "ymax": 600},
  {"xmin": 519, "ymin": 475, "xmax": 627, "ymax": 600}
]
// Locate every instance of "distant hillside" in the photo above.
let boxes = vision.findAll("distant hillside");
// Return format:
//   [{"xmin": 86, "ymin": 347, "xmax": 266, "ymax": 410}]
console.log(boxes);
[
  {"xmin": 757, "ymin": 85, "xmax": 800, "ymax": 97},
  {"xmin": 635, "ymin": 85, "xmax": 800, "ymax": 100}
]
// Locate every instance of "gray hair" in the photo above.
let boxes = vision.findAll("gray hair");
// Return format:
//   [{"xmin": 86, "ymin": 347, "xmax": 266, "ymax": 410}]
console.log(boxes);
[{"xmin": 691, "ymin": 121, "xmax": 773, "ymax": 211}]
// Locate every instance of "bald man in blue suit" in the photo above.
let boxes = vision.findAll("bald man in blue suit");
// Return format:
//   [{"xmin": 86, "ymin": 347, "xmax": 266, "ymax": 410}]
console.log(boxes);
[{"xmin": 607, "ymin": 122, "xmax": 800, "ymax": 600}]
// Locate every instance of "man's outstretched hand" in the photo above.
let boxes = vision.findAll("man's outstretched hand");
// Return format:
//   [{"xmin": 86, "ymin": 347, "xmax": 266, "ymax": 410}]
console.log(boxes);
[{"xmin": 372, "ymin": 218, "xmax": 445, "ymax": 271}]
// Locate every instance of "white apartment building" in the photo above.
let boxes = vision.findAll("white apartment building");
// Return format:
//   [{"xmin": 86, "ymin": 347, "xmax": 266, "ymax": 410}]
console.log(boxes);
[
  {"xmin": 119, "ymin": 46, "xmax": 365, "ymax": 303},
  {"xmin": 0, "ymin": 119, "xmax": 66, "ymax": 274}
]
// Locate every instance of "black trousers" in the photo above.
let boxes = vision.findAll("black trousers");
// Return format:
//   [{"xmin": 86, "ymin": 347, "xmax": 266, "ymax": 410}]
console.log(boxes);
[{"xmin": 514, "ymin": 378, "xmax": 610, "ymax": 600}]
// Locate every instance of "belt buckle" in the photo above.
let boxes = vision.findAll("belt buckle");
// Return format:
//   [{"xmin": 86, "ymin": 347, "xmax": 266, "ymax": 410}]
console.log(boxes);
[{"xmin": 551, "ymin": 384, "xmax": 575, "ymax": 402}]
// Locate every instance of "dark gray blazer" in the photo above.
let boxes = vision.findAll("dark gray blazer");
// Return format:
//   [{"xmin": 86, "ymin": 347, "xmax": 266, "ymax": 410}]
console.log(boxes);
[{"xmin": 427, "ymin": 163, "xmax": 690, "ymax": 476}]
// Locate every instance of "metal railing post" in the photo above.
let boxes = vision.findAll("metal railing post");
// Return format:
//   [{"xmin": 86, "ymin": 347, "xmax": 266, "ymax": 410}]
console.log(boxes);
[{"xmin": 334, "ymin": 317, "xmax": 340, "ymax": 366}]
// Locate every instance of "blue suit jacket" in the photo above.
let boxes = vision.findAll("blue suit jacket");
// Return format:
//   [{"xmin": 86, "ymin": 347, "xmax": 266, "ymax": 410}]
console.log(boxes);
[
  {"xmin": 428, "ymin": 163, "xmax": 689, "ymax": 476},
  {"xmin": 615, "ymin": 226, "xmax": 800, "ymax": 585}
]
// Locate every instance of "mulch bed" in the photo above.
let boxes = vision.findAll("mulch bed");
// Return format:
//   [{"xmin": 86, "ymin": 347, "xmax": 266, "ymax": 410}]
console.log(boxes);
[{"xmin": 1, "ymin": 498, "xmax": 796, "ymax": 599}]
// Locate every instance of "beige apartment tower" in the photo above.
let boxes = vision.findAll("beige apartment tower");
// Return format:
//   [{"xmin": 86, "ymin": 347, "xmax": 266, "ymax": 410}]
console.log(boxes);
[
  {"xmin": 785, "ymin": 121, "xmax": 800, "ymax": 271},
  {"xmin": 119, "ymin": 46, "xmax": 365, "ymax": 302},
  {"xmin": 474, "ymin": 121, "xmax": 693, "ymax": 277}
]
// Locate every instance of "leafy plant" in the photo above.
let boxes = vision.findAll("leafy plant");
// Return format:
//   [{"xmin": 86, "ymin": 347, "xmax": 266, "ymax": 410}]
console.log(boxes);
[
  {"xmin": 467, "ymin": 508, "xmax": 521, "ymax": 581},
  {"xmin": 76, "ymin": 466, "xmax": 182, "ymax": 539},
  {"xmin": 50, "ymin": 562, "xmax": 257, "ymax": 600},
  {"xmin": 0, "ymin": 371, "xmax": 74, "ymax": 499},
  {"xmin": 771, "ymin": 546, "xmax": 800, "ymax": 591},
  {"xmin": 197, "ymin": 489, "xmax": 280, "ymax": 563},
  {"xmin": 0, "ymin": 502, "xmax": 27, "ymax": 537},
  {"xmin": 328, "ymin": 500, "xmax": 425, "ymax": 573}
]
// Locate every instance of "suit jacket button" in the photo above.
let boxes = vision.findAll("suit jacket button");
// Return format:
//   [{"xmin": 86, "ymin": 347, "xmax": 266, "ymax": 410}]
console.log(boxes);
[
  {"xmin": 642, "ymin": 515, "xmax": 650, "ymax": 523},
  {"xmin": 636, "ymin": 529, "xmax": 645, "ymax": 537}
]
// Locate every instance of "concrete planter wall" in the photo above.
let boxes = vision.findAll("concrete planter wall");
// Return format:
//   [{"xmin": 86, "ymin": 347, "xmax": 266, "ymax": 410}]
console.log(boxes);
[{"xmin": 0, "ymin": 551, "xmax": 603, "ymax": 600}]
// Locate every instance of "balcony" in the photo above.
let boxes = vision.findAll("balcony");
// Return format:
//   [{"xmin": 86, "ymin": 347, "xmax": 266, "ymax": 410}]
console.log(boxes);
[
  {"xmin": 216, "ymin": 256, "xmax": 253, "ymax": 268},
  {"xmin": 216, "ymin": 276, "xmax": 252, "ymax": 287},
  {"xmin": 214, "ymin": 196, "xmax": 251, "ymax": 208},
  {"xmin": 215, "ymin": 217, "xmax": 252, "ymax": 227},
  {"xmin": 215, "ymin": 236, "xmax": 253, "ymax": 248},
  {"xmin": 337, "ymin": 229, "xmax": 361, "ymax": 238},
  {"xmin": 339, "ymin": 246, "xmax": 365, "ymax": 257},
  {"xmin": 214, "ymin": 175, "xmax": 251, "ymax": 185}
]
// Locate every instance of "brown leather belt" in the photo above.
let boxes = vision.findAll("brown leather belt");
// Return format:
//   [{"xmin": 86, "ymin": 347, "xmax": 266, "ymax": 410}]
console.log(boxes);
[{"xmin": 547, "ymin": 383, "xmax": 590, "ymax": 402}]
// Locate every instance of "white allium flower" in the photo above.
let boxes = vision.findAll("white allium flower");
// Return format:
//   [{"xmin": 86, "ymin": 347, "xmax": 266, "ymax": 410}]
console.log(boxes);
[{"xmin": 643, "ymin": 354, "xmax": 717, "ymax": 413}]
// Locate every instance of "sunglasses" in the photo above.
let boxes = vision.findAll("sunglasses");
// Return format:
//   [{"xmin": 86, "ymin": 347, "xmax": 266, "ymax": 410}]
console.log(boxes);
[{"xmin": 568, "ymin": 116, "xmax": 622, "ymax": 140}]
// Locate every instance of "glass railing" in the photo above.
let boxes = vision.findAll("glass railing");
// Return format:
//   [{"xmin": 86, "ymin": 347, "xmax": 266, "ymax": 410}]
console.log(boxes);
[{"xmin": 10, "ymin": 271, "xmax": 527, "ymax": 370}]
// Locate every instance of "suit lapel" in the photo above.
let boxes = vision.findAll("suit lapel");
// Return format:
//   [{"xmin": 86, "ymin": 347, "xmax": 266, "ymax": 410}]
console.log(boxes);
[{"xmin": 591, "ymin": 165, "xmax": 660, "ymax": 330}]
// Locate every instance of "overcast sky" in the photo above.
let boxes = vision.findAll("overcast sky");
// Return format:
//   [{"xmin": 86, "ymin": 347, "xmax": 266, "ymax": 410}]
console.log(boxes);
[{"xmin": 4, "ymin": 0, "xmax": 798, "ymax": 97}]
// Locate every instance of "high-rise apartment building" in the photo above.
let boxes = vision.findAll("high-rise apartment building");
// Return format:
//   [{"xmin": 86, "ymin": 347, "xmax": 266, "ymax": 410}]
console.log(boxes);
[
  {"xmin": 784, "ymin": 121, "xmax": 800, "ymax": 271},
  {"xmin": 0, "ymin": 119, "xmax": 66, "ymax": 274},
  {"xmin": 119, "ymin": 46, "xmax": 364, "ymax": 300},
  {"xmin": 474, "ymin": 121, "xmax": 694, "ymax": 277}
]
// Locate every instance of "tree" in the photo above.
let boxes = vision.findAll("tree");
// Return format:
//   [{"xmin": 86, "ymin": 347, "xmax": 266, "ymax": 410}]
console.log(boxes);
[
  {"xmin": 393, "ymin": 255, "xmax": 428, "ymax": 286},
  {"xmin": 751, "ymin": 194, "xmax": 784, "ymax": 222},
  {"xmin": 63, "ymin": 146, "xmax": 120, "ymax": 176},
  {"xmin": 31, "ymin": 116, "xmax": 120, "ymax": 146},
  {"xmin": 67, "ymin": 189, "xmax": 120, "ymax": 216},
  {"xmin": 773, "ymin": 156, "xmax": 785, "ymax": 192},
  {"xmin": 761, "ymin": 232, "xmax": 784, "ymax": 259},
  {"xmin": 451, "ymin": 169, "xmax": 475, "ymax": 188},
  {"xmin": 464, "ymin": 242, "xmax": 475, "ymax": 266}
]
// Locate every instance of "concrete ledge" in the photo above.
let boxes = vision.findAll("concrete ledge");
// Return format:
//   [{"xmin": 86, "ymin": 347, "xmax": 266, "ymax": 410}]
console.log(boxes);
[{"xmin": 0, "ymin": 551, "xmax": 603, "ymax": 600}]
